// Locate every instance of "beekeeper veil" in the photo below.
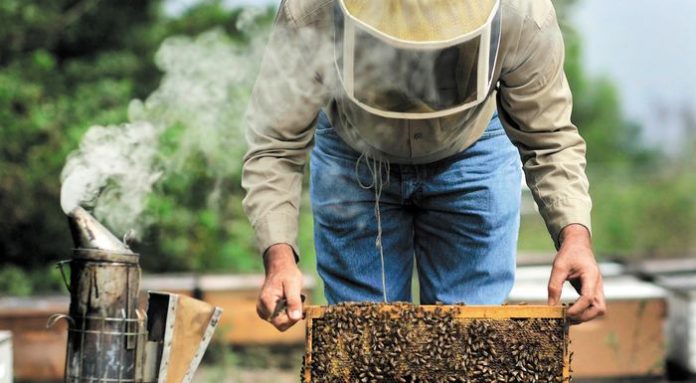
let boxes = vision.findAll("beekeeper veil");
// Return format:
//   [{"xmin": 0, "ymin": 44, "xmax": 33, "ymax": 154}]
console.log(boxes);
[{"xmin": 334, "ymin": 0, "xmax": 501, "ymax": 119}]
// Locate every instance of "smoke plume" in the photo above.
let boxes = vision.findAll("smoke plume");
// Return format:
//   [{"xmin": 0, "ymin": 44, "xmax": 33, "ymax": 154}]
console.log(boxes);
[{"xmin": 60, "ymin": 10, "xmax": 278, "ymax": 238}]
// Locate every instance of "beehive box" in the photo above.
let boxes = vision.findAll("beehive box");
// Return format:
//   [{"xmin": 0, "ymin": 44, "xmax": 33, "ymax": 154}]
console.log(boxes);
[
  {"xmin": 303, "ymin": 303, "xmax": 569, "ymax": 383},
  {"xmin": 0, "ymin": 296, "xmax": 69, "ymax": 381},
  {"xmin": 511, "ymin": 267, "xmax": 667, "ymax": 378},
  {"xmin": 657, "ymin": 274, "xmax": 696, "ymax": 374},
  {"xmin": 0, "ymin": 331, "xmax": 12, "ymax": 383}
]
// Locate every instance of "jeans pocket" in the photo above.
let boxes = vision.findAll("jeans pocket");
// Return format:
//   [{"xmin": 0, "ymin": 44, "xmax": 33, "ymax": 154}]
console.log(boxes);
[
  {"xmin": 313, "ymin": 117, "xmax": 362, "ymax": 163},
  {"xmin": 479, "ymin": 116, "xmax": 506, "ymax": 139},
  {"xmin": 315, "ymin": 110, "xmax": 334, "ymax": 135}
]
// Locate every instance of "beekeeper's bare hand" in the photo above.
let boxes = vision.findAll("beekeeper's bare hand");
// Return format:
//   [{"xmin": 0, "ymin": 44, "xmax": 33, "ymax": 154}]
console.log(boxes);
[
  {"xmin": 257, "ymin": 244, "xmax": 304, "ymax": 331},
  {"xmin": 548, "ymin": 224, "xmax": 606, "ymax": 324}
]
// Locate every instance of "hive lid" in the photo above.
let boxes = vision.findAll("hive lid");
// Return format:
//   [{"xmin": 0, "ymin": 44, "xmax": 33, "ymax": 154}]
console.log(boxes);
[
  {"xmin": 655, "ymin": 274, "xmax": 696, "ymax": 294},
  {"xmin": 515, "ymin": 262, "xmax": 625, "ymax": 281},
  {"xmin": 628, "ymin": 257, "xmax": 696, "ymax": 276},
  {"xmin": 509, "ymin": 275, "xmax": 667, "ymax": 302}
]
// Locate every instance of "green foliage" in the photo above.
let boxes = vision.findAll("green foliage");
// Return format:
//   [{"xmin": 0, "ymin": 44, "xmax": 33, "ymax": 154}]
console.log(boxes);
[
  {"xmin": 0, "ymin": 0, "xmax": 161, "ymax": 275},
  {"xmin": 0, "ymin": 266, "xmax": 32, "ymax": 296},
  {"xmin": 0, "ymin": 264, "xmax": 64, "ymax": 297},
  {"xmin": 0, "ymin": 43, "xmax": 138, "ymax": 270},
  {"xmin": 555, "ymin": 0, "xmax": 656, "ymax": 168},
  {"xmin": 516, "ymin": 0, "xmax": 696, "ymax": 256},
  {"xmin": 0, "ymin": 1, "xmax": 276, "ymax": 290},
  {"xmin": 590, "ymin": 159, "xmax": 696, "ymax": 255}
]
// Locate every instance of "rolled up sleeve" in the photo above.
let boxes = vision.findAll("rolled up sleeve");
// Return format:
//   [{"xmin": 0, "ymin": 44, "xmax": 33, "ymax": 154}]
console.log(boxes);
[{"xmin": 498, "ymin": 3, "xmax": 592, "ymax": 249}]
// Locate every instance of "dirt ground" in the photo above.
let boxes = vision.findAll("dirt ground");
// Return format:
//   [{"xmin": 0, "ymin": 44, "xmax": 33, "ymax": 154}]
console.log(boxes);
[
  {"xmin": 193, "ymin": 367, "xmax": 678, "ymax": 383},
  {"xmin": 194, "ymin": 367, "xmax": 297, "ymax": 383}
]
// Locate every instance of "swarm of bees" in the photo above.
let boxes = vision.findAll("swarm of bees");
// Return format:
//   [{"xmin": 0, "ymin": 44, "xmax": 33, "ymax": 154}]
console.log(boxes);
[{"xmin": 303, "ymin": 303, "xmax": 568, "ymax": 383}]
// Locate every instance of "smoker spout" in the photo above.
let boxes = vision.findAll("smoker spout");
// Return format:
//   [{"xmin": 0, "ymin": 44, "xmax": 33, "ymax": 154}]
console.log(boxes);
[{"xmin": 67, "ymin": 206, "xmax": 133, "ymax": 253}]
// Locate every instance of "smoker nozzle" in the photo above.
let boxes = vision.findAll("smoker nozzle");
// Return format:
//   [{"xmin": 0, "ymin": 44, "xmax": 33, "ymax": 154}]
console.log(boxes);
[{"xmin": 67, "ymin": 206, "xmax": 134, "ymax": 253}]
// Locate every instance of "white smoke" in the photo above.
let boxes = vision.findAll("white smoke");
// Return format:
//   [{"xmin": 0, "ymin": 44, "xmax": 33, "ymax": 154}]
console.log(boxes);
[
  {"xmin": 60, "ymin": 122, "xmax": 161, "ymax": 231},
  {"xmin": 60, "ymin": 9, "xmax": 275, "ymax": 237}
]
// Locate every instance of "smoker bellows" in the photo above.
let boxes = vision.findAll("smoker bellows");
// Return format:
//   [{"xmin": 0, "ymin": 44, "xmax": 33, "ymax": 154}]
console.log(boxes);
[{"xmin": 49, "ymin": 207, "xmax": 223, "ymax": 383}]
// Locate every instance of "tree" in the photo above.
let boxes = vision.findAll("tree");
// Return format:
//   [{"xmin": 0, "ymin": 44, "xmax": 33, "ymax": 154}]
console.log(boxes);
[{"xmin": 0, "ymin": 1, "xmax": 281, "ymax": 295}]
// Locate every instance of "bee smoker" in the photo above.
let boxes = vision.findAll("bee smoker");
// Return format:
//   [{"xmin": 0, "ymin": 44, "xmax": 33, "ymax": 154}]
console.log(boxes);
[
  {"xmin": 50, "ymin": 207, "xmax": 146, "ymax": 382},
  {"xmin": 50, "ymin": 207, "xmax": 223, "ymax": 383}
]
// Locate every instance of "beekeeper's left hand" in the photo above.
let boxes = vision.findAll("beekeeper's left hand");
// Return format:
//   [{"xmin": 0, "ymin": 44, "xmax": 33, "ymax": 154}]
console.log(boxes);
[{"xmin": 547, "ymin": 224, "xmax": 606, "ymax": 324}]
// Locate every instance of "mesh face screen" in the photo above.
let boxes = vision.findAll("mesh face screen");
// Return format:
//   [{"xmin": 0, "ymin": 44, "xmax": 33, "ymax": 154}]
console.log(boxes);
[
  {"xmin": 342, "ymin": 0, "xmax": 498, "ymax": 42},
  {"xmin": 333, "ymin": 2, "xmax": 502, "ymax": 118},
  {"xmin": 303, "ymin": 303, "xmax": 568, "ymax": 383},
  {"xmin": 351, "ymin": 30, "xmax": 481, "ymax": 113}
]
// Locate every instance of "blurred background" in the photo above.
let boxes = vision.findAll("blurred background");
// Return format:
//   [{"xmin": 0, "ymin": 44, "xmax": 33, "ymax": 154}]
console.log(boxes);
[{"xmin": 0, "ymin": 0, "xmax": 694, "ymax": 382}]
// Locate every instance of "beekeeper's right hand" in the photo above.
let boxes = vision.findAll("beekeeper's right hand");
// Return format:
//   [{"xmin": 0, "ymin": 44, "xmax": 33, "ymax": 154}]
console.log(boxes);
[{"xmin": 257, "ymin": 244, "xmax": 304, "ymax": 331}]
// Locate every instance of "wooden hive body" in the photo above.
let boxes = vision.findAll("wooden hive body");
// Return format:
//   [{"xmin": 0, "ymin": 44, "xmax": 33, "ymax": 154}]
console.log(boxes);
[{"xmin": 303, "ymin": 304, "xmax": 570, "ymax": 383}]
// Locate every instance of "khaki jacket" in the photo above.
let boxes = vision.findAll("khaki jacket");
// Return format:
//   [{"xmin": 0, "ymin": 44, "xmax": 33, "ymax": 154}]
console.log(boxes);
[{"xmin": 242, "ymin": 0, "xmax": 592, "ymax": 256}]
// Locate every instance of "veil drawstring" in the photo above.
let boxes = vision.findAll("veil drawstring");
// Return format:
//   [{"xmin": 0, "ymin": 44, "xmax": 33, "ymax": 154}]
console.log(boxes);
[{"xmin": 355, "ymin": 152, "xmax": 390, "ymax": 303}]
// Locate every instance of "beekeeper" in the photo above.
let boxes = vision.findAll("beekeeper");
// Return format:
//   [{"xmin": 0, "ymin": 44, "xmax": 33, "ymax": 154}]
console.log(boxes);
[{"xmin": 242, "ymin": 0, "xmax": 606, "ymax": 331}]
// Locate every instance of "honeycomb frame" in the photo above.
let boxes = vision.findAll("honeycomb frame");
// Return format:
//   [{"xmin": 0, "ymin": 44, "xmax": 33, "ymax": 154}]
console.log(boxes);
[{"xmin": 303, "ymin": 304, "xmax": 570, "ymax": 383}]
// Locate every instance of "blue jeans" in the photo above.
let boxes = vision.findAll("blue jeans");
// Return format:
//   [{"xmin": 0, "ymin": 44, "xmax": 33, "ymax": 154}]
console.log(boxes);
[{"xmin": 310, "ymin": 111, "xmax": 521, "ymax": 305}]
